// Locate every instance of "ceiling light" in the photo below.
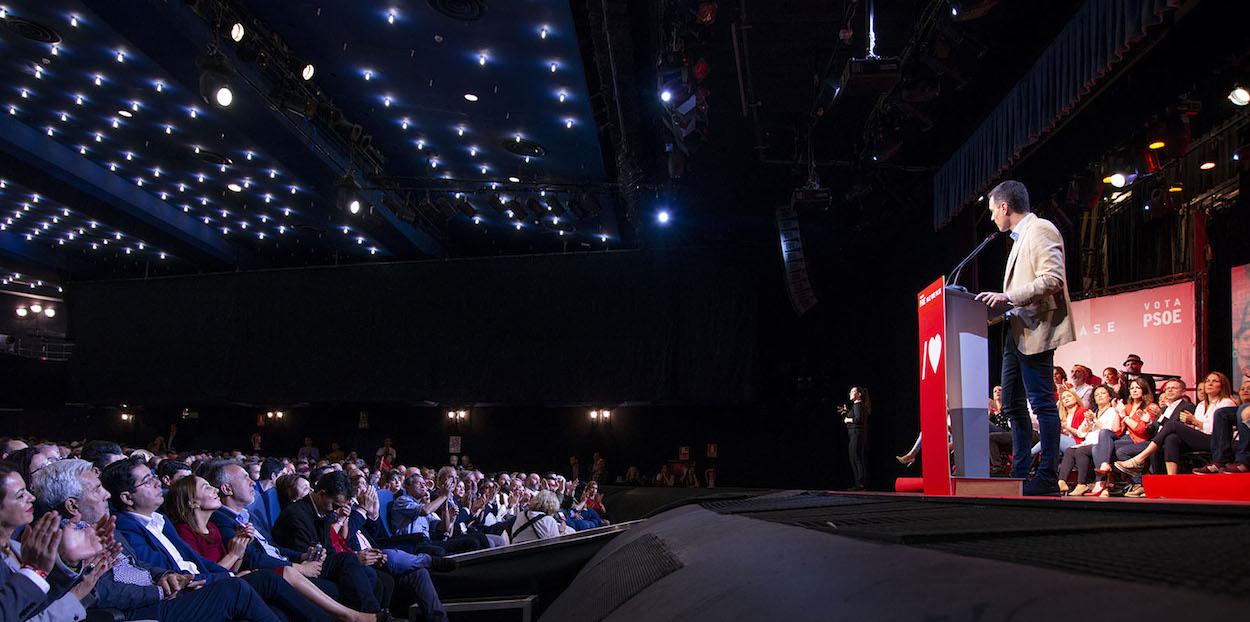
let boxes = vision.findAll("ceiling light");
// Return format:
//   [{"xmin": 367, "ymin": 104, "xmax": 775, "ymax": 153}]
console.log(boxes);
[
  {"xmin": 1229, "ymin": 86, "xmax": 1249, "ymax": 106},
  {"xmin": 300, "ymin": 63, "xmax": 315, "ymax": 81},
  {"xmin": 464, "ymin": 93, "xmax": 479, "ymax": 102},
  {"xmin": 657, "ymin": 210, "xmax": 671, "ymax": 224},
  {"xmin": 229, "ymin": 22, "xmax": 245, "ymax": 42},
  {"xmin": 1148, "ymin": 141, "xmax": 1165, "ymax": 150},
  {"xmin": 227, "ymin": 183, "xmax": 242, "ymax": 192},
  {"xmin": 1108, "ymin": 173, "xmax": 1127, "ymax": 188},
  {"xmin": 117, "ymin": 109, "xmax": 133, "ymax": 118},
  {"xmin": 336, "ymin": 172, "xmax": 363, "ymax": 215},
  {"xmin": 1168, "ymin": 183, "xmax": 1183, "ymax": 193},
  {"xmin": 508, "ymin": 176, "xmax": 520, "ymax": 183},
  {"xmin": 660, "ymin": 90, "xmax": 673, "ymax": 103},
  {"xmin": 15, "ymin": 307, "xmax": 28, "ymax": 318},
  {"xmin": 29, "ymin": 303, "xmax": 42, "ymax": 314},
  {"xmin": 198, "ymin": 50, "xmax": 234, "ymax": 108},
  {"xmin": 1199, "ymin": 161, "xmax": 1216, "ymax": 170}
]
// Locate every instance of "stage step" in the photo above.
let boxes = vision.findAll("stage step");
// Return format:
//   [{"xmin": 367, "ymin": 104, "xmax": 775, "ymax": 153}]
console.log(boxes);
[
  {"xmin": 952, "ymin": 477, "xmax": 1022, "ymax": 497},
  {"xmin": 895, "ymin": 477, "xmax": 924, "ymax": 493},
  {"xmin": 1144, "ymin": 474, "xmax": 1250, "ymax": 502}
]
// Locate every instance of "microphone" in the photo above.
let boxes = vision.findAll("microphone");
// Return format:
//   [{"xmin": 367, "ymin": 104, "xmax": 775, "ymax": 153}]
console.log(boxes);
[{"xmin": 947, "ymin": 231, "xmax": 1000, "ymax": 291}]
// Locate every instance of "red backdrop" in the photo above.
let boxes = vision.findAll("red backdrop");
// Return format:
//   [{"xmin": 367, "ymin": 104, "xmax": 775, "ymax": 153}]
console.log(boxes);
[
  {"xmin": 1232, "ymin": 264, "xmax": 1250, "ymax": 382},
  {"xmin": 1054, "ymin": 281, "xmax": 1195, "ymax": 389}
]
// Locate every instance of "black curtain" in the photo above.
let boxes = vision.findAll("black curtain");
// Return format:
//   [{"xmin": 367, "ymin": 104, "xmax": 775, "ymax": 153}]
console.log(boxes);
[
  {"xmin": 933, "ymin": 0, "xmax": 1180, "ymax": 228},
  {"xmin": 65, "ymin": 247, "xmax": 761, "ymax": 405}
]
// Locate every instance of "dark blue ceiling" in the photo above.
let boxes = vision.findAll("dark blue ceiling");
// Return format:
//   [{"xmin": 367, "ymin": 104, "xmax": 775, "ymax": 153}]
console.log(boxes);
[{"xmin": 0, "ymin": 0, "xmax": 620, "ymax": 296}]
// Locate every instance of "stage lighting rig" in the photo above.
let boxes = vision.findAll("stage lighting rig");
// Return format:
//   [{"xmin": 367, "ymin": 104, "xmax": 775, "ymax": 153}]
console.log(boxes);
[
  {"xmin": 336, "ymin": 172, "xmax": 363, "ymax": 215},
  {"xmin": 197, "ymin": 49, "xmax": 234, "ymax": 108}
]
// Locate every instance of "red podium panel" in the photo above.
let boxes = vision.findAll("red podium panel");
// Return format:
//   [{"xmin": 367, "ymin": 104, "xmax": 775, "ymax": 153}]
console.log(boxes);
[{"xmin": 917, "ymin": 277, "xmax": 951, "ymax": 496}]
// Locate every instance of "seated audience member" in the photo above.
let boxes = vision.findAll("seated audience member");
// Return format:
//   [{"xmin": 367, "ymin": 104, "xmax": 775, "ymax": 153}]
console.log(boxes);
[
  {"xmin": 1034, "ymin": 389, "xmax": 1090, "ymax": 456},
  {"xmin": 166, "ymin": 474, "xmax": 392, "ymax": 622},
  {"xmin": 1102, "ymin": 367, "xmax": 1123, "ymax": 402},
  {"xmin": 655, "ymin": 464, "xmax": 676, "ymax": 487},
  {"xmin": 509, "ymin": 490, "xmax": 574, "ymax": 544},
  {"xmin": 1096, "ymin": 378, "xmax": 1162, "ymax": 494},
  {"xmin": 988, "ymin": 386, "xmax": 1004, "ymax": 429},
  {"xmin": 1, "ymin": 462, "xmax": 111, "ymax": 622},
  {"xmin": 389, "ymin": 473, "xmax": 484, "ymax": 554},
  {"xmin": 277, "ymin": 473, "xmax": 312, "ymax": 509},
  {"xmin": 1070, "ymin": 365, "xmax": 1095, "ymax": 409},
  {"xmin": 205, "ymin": 462, "xmax": 398, "ymax": 618},
  {"xmin": 156, "ymin": 459, "xmax": 192, "ymax": 491},
  {"xmin": 79, "ymin": 441, "xmax": 125, "ymax": 471},
  {"xmin": 1058, "ymin": 385, "xmax": 1118, "ymax": 495},
  {"xmin": 0, "ymin": 438, "xmax": 29, "ymax": 460},
  {"xmin": 568, "ymin": 481, "xmax": 609, "ymax": 527},
  {"xmin": 623, "ymin": 466, "xmax": 644, "ymax": 485},
  {"xmin": 1119, "ymin": 372, "xmax": 1239, "ymax": 476},
  {"xmin": 30, "ymin": 458, "xmax": 283, "ymax": 621},
  {"xmin": 299, "ymin": 438, "xmax": 321, "ymax": 463},
  {"xmin": 273, "ymin": 471, "xmax": 448, "ymax": 622},
  {"xmin": 100, "ymin": 457, "xmax": 330, "ymax": 622},
  {"xmin": 1197, "ymin": 380, "xmax": 1250, "ymax": 473},
  {"xmin": 1053, "ymin": 366, "xmax": 1071, "ymax": 399},
  {"xmin": 1118, "ymin": 354, "xmax": 1147, "ymax": 403},
  {"xmin": 6, "ymin": 444, "xmax": 61, "ymax": 482}
]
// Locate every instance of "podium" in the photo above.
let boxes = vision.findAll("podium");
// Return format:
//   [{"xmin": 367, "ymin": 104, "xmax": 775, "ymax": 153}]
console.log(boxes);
[{"xmin": 916, "ymin": 277, "xmax": 1012, "ymax": 496}]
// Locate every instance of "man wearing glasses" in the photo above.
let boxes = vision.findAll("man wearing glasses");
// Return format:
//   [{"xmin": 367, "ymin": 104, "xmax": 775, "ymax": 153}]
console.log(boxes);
[{"xmin": 102, "ymin": 457, "xmax": 326, "ymax": 621}]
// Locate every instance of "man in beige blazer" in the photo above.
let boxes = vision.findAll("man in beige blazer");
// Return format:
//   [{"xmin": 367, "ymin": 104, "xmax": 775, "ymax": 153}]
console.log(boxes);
[{"xmin": 975, "ymin": 180, "xmax": 1075, "ymax": 495}]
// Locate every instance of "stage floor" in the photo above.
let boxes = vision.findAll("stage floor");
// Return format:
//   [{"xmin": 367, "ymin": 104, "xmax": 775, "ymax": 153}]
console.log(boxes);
[
  {"xmin": 544, "ymin": 489, "xmax": 1250, "ymax": 620},
  {"xmin": 709, "ymin": 490, "xmax": 1250, "ymax": 601}
]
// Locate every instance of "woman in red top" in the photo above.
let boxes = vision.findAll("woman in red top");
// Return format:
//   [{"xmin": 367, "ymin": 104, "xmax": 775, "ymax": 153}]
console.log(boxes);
[{"xmin": 166, "ymin": 477, "xmax": 382, "ymax": 622}]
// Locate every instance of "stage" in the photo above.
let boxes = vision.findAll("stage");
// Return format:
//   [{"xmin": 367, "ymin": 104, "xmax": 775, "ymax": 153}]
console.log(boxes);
[{"xmin": 531, "ymin": 489, "xmax": 1250, "ymax": 620}]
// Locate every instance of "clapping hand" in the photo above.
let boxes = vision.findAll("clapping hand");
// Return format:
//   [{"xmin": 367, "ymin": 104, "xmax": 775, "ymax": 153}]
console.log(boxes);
[
  {"xmin": 68, "ymin": 552, "xmax": 114, "ymax": 600},
  {"xmin": 19, "ymin": 513, "xmax": 63, "ymax": 574}
]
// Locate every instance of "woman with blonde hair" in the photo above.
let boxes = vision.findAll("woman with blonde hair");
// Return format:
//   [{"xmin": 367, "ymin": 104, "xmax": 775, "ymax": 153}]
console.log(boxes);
[{"xmin": 1116, "ymin": 371, "xmax": 1238, "ymax": 476}]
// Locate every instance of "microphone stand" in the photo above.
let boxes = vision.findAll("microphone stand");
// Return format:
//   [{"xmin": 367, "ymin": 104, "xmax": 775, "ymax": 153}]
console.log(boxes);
[{"xmin": 947, "ymin": 232, "xmax": 1000, "ymax": 292}]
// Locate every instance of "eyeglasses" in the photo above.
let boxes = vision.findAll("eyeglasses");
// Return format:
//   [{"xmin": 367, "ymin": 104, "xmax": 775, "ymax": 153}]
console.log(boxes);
[{"xmin": 130, "ymin": 473, "xmax": 158, "ymax": 491}]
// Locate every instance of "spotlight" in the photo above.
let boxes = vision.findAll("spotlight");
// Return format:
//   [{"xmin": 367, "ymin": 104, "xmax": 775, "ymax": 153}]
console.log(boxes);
[
  {"xmin": 15, "ymin": 307, "xmax": 27, "ymax": 317},
  {"xmin": 1229, "ymin": 86, "xmax": 1249, "ymax": 107},
  {"xmin": 1199, "ymin": 160, "xmax": 1216, "ymax": 170},
  {"xmin": 660, "ymin": 90, "xmax": 673, "ymax": 103},
  {"xmin": 227, "ymin": 183, "xmax": 242, "ymax": 193},
  {"xmin": 300, "ymin": 63, "xmax": 315, "ymax": 81},
  {"xmin": 1108, "ymin": 173, "xmax": 1127, "ymax": 188},
  {"xmin": 197, "ymin": 50, "xmax": 234, "ymax": 108},
  {"xmin": 335, "ymin": 172, "xmax": 363, "ymax": 215},
  {"xmin": 1148, "ymin": 141, "xmax": 1166, "ymax": 150},
  {"xmin": 229, "ymin": 22, "xmax": 245, "ymax": 43},
  {"xmin": 464, "ymin": 93, "xmax": 479, "ymax": 102},
  {"xmin": 657, "ymin": 209, "xmax": 671, "ymax": 224},
  {"xmin": 44, "ymin": 307, "xmax": 55, "ymax": 318},
  {"xmin": 29, "ymin": 303, "xmax": 42, "ymax": 314}
]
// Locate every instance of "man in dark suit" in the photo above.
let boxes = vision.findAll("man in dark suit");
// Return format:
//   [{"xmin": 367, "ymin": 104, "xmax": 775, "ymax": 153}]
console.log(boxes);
[
  {"xmin": 30, "ymin": 458, "xmax": 282, "ymax": 622},
  {"xmin": 203, "ymin": 460, "xmax": 389, "ymax": 614},
  {"xmin": 274, "ymin": 471, "xmax": 447, "ymax": 622},
  {"xmin": 101, "ymin": 458, "xmax": 327, "ymax": 621}
]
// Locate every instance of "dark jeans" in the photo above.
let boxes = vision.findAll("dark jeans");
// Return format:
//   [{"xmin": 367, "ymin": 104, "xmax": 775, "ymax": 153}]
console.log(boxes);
[
  {"xmin": 323, "ymin": 550, "xmax": 383, "ymax": 612},
  {"xmin": 384, "ymin": 568, "xmax": 448, "ymax": 622},
  {"xmin": 241, "ymin": 566, "xmax": 329, "ymax": 622},
  {"xmin": 130, "ymin": 576, "xmax": 281, "ymax": 622},
  {"xmin": 848, "ymin": 426, "xmax": 868, "ymax": 487},
  {"xmin": 1211, "ymin": 405, "xmax": 1250, "ymax": 465},
  {"xmin": 1000, "ymin": 335, "xmax": 1060, "ymax": 482},
  {"xmin": 1152, "ymin": 418, "xmax": 1211, "ymax": 462}
]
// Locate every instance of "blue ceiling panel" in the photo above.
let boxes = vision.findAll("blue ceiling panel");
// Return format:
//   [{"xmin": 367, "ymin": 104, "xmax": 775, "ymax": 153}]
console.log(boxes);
[{"xmin": 242, "ymin": 0, "xmax": 609, "ymax": 185}]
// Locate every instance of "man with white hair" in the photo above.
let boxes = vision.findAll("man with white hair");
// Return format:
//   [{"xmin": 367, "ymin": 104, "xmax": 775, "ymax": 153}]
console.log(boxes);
[{"xmin": 30, "ymin": 458, "xmax": 281, "ymax": 621}]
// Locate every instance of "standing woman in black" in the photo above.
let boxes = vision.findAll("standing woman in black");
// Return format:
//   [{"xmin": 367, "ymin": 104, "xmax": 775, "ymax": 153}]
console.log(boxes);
[{"xmin": 843, "ymin": 386, "xmax": 871, "ymax": 490}]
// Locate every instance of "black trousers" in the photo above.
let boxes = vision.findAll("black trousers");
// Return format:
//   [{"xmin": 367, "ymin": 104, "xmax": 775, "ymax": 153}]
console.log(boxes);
[
  {"xmin": 323, "ymin": 550, "xmax": 384, "ymax": 612},
  {"xmin": 1153, "ymin": 418, "xmax": 1210, "ymax": 462},
  {"xmin": 848, "ymin": 426, "xmax": 868, "ymax": 488}
]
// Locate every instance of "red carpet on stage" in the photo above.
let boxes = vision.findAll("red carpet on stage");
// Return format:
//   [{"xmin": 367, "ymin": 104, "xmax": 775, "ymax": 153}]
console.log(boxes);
[{"xmin": 1145, "ymin": 474, "xmax": 1250, "ymax": 502}]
